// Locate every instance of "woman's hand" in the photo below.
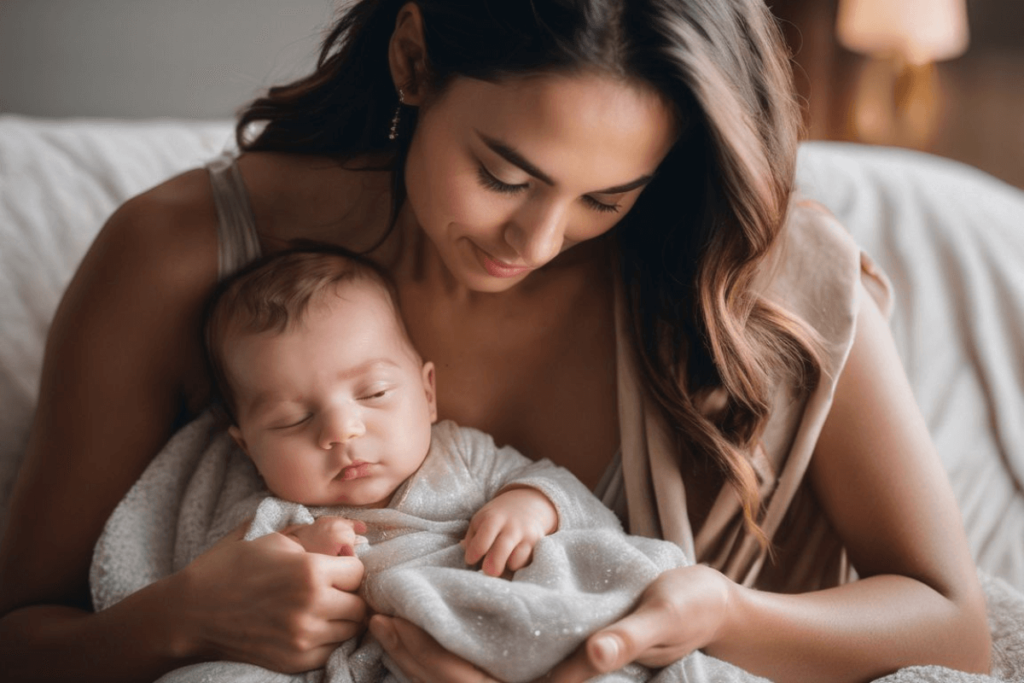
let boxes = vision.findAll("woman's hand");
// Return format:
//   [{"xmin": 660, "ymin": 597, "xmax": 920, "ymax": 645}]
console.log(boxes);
[
  {"xmin": 370, "ymin": 615, "xmax": 500, "ymax": 683},
  {"xmin": 368, "ymin": 566, "xmax": 730, "ymax": 683},
  {"xmin": 283, "ymin": 517, "xmax": 369, "ymax": 557},
  {"xmin": 173, "ymin": 522, "xmax": 368, "ymax": 674},
  {"xmin": 543, "ymin": 565, "xmax": 732, "ymax": 683}
]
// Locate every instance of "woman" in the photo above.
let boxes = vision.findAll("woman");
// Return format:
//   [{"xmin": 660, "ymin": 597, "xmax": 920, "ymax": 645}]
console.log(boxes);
[{"xmin": 0, "ymin": 0, "xmax": 991, "ymax": 681}]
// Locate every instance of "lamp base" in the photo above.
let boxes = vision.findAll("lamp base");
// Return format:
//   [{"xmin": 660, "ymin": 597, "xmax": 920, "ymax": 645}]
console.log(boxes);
[{"xmin": 847, "ymin": 56, "xmax": 942, "ymax": 148}]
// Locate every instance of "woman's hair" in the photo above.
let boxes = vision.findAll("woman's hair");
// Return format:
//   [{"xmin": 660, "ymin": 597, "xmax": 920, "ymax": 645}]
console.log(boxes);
[
  {"xmin": 235, "ymin": 0, "xmax": 821, "ymax": 547},
  {"xmin": 204, "ymin": 247, "xmax": 406, "ymax": 422}
]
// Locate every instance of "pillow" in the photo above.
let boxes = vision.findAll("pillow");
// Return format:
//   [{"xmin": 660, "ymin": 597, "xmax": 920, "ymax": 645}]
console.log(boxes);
[{"xmin": 0, "ymin": 115, "xmax": 234, "ymax": 534}]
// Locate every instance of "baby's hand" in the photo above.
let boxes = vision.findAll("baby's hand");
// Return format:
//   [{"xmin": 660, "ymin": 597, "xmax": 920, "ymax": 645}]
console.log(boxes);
[
  {"xmin": 282, "ymin": 516, "xmax": 368, "ymax": 557},
  {"xmin": 463, "ymin": 487, "xmax": 558, "ymax": 577}
]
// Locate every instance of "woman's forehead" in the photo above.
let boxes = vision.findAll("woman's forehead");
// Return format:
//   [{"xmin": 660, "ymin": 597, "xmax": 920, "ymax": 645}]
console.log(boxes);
[{"xmin": 435, "ymin": 72, "xmax": 678, "ymax": 179}]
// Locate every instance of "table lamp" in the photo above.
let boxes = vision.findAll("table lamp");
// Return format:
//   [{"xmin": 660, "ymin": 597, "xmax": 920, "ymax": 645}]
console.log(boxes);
[{"xmin": 835, "ymin": 0, "xmax": 970, "ymax": 146}]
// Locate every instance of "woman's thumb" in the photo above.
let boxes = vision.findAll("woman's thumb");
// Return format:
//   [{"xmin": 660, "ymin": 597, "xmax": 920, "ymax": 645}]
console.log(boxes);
[{"xmin": 587, "ymin": 632, "xmax": 626, "ymax": 672}]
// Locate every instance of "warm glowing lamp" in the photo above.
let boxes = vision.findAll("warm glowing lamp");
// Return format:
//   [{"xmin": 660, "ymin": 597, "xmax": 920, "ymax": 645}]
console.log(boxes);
[
  {"xmin": 835, "ymin": 0, "xmax": 970, "ymax": 146},
  {"xmin": 837, "ymin": 0, "xmax": 970, "ymax": 65}
]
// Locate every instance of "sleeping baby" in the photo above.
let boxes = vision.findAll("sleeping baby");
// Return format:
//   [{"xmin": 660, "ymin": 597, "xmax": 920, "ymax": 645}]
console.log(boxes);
[{"xmin": 91, "ymin": 248, "xmax": 759, "ymax": 683}]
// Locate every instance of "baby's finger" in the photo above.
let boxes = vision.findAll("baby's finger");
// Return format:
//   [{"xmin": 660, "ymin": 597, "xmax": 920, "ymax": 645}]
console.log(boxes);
[
  {"xmin": 463, "ymin": 519, "xmax": 501, "ymax": 566},
  {"xmin": 481, "ymin": 531, "xmax": 519, "ymax": 577},
  {"xmin": 505, "ymin": 541, "xmax": 535, "ymax": 573}
]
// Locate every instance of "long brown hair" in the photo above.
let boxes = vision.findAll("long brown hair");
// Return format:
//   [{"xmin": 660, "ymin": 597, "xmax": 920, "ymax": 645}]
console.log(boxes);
[{"xmin": 236, "ymin": 0, "xmax": 822, "ymax": 544}]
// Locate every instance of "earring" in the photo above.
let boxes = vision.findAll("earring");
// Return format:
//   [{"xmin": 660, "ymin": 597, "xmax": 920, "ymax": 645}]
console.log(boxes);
[{"xmin": 389, "ymin": 89, "xmax": 406, "ymax": 141}]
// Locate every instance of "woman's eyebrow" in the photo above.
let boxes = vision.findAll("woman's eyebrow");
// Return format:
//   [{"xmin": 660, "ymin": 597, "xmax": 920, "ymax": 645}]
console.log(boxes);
[
  {"xmin": 478, "ymin": 131, "xmax": 555, "ymax": 185},
  {"xmin": 476, "ymin": 130, "xmax": 654, "ymax": 194}
]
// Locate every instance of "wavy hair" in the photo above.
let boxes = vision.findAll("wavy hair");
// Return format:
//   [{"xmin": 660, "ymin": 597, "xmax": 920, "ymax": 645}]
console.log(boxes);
[{"xmin": 236, "ymin": 0, "xmax": 822, "ymax": 546}]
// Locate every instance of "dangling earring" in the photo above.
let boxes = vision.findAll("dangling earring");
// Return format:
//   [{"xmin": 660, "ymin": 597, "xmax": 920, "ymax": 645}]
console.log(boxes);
[{"xmin": 388, "ymin": 89, "xmax": 406, "ymax": 141}]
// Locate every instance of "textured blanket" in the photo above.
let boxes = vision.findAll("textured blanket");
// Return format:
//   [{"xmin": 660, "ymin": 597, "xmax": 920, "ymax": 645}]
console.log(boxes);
[{"xmin": 91, "ymin": 412, "xmax": 1024, "ymax": 683}]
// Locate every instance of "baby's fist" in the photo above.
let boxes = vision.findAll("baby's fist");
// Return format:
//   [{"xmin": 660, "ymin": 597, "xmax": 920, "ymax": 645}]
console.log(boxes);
[{"xmin": 463, "ymin": 487, "xmax": 558, "ymax": 577}]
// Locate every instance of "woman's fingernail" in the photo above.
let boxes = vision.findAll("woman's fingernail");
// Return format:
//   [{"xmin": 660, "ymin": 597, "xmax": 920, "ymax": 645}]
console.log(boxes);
[
  {"xmin": 591, "ymin": 634, "xmax": 620, "ymax": 669},
  {"xmin": 370, "ymin": 616, "xmax": 397, "ymax": 649}
]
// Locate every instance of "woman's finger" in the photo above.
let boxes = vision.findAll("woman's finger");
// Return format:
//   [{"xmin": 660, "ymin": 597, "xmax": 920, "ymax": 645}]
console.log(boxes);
[
  {"xmin": 586, "ymin": 597, "xmax": 689, "ymax": 671},
  {"xmin": 313, "ymin": 584, "xmax": 369, "ymax": 623},
  {"xmin": 371, "ymin": 615, "xmax": 496, "ymax": 683},
  {"xmin": 536, "ymin": 642, "xmax": 601, "ymax": 683},
  {"xmin": 323, "ymin": 616, "xmax": 367, "ymax": 644},
  {"xmin": 313, "ymin": 553, "xmax": 365, "ymax": 592},
  {"xmin": 540, "ymin": 598, "xmax": 682, "ymax": 683}
]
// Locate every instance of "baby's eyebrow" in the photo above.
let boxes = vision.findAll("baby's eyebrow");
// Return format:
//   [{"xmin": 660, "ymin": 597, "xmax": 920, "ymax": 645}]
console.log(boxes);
[{"xmin": 338, "ymin": 358, "xmax": 402, "ymax": 380}]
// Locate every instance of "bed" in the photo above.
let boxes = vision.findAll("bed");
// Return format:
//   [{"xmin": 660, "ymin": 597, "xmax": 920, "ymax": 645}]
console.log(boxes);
[{"xmin": 1, "ymin": 114, "xmax": 1023, "ymax": 679}]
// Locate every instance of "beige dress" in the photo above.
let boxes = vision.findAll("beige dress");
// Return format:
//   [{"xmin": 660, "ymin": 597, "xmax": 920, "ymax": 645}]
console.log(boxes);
[{"xmin": 206, "ymin": 157, "xmax": 892, "ymax": 595}]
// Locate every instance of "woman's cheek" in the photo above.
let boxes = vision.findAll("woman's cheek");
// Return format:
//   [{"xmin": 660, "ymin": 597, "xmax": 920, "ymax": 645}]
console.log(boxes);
[{"xmin": 451, "ymin": 175, "xmax": 517, "ymax": 232}]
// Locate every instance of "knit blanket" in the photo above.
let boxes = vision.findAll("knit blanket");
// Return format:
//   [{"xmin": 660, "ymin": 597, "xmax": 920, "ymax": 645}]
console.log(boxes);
[{"xmin": 91, "ymin": 412, "xmax": 1024, "ymax": 683}]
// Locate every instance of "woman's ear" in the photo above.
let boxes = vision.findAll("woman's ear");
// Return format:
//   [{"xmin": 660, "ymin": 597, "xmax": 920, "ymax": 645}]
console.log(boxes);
[{"xmin": 388, "ymin": 2, "xmax": 430, "ymax": 105}]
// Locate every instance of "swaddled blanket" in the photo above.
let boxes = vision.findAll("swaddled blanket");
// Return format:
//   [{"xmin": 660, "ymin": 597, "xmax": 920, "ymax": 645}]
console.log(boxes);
[
  {"xmin": 92, "ymin": 412, "xmax": 1024, "ymax": 683},
  {"xmin": 91, "ymin": 413, "xmax": 765, "ymax": 682}
]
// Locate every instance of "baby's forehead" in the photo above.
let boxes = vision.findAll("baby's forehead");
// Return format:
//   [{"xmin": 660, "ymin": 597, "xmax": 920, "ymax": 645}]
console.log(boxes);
[{"xmin": 226, "ymin": 277, "xmax": 417, "ymax": 359}]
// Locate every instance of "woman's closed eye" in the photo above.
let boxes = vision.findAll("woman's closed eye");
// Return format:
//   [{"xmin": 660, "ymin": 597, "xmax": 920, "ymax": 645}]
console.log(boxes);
[
  {"xmin": 476, "ymin": 164, "xmax": 527, "ymax": 195},
  {"xmin": 476, "ymin": 164, "xmax": 620, "ymax": 214}
]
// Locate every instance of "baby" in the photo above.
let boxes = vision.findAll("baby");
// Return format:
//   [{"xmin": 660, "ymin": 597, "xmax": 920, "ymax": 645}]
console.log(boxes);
[
  {"xmin": 205, "ymin": 247, "xmax": 562, "ymax": 579},
  {"xmin": 105, "ymin": 247, "xmax": 696, "ymax": 683}
]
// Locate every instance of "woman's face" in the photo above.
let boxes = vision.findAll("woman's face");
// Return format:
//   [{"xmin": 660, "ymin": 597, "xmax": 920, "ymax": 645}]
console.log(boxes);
[{"xmin": 403, "ymin": 71, "xmax": 678, "ymax": 293}]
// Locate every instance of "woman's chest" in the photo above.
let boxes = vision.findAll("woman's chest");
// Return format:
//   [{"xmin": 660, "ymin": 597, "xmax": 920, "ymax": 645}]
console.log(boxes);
[{"xmin": 400, "ymin": 275, "xmax": 620, "ymax": 490}]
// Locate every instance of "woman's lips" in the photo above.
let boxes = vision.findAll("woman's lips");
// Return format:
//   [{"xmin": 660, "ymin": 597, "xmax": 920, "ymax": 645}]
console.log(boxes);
[{"xmin": 474, "ymin": 243, "xmax": 531, "ymax": 278}]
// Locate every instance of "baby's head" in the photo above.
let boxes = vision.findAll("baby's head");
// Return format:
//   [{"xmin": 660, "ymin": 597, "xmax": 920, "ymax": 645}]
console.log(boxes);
[{"xmin": 205, "ymin": 248, "xmax": 437, "ymax": 508}]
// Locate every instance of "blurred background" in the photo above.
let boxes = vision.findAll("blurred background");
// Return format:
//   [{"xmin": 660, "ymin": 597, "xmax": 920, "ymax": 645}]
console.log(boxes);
[
  {"xmin": 773, "ymin": 0, "xmax": 1023, "ymax": 190},
  {"xmin": 0, "ymin": 0, "xmax": 1020, "ymax": 190}
]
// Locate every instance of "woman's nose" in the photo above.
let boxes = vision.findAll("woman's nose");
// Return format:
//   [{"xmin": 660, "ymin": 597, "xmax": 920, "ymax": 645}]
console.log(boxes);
[
  {"xmin": 319, "ymin": 405, "xmax": 365, "ymax": 449},
  {"xmin": 504, "ymin": 201, "xmax": 568, "ymax": 267}
]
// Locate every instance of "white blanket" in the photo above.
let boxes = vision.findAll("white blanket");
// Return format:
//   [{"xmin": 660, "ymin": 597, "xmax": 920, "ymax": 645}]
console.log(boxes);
[
  {"xmin": 91, "ymin": 415, "xmax": 1024, "ymax": 683},
  {"xmin": 92, "ymin": 412, "xmax": 769, "ymax": 683}
]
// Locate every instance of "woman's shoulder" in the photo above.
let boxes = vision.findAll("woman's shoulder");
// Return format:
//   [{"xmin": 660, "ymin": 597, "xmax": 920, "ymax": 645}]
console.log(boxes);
[
  {"xmin": 98, "ymin": 166, "xmax": 221, "ymax": 287},
  {"xmin": 764, "ymin": 197, "xmax": 893, "ymax": 370},
  {"xmin": 233, "ymin": 151, "xmax": 394, "ymax": 250}
]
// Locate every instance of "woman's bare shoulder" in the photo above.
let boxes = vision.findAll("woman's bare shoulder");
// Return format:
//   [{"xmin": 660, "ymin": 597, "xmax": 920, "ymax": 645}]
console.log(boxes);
[
  {"xmin": 235, "ymin": 151, "xmax": 394, "ymax": 249},
  {"xmin": 101, "ymin": 166, "xmax": 221, "ymax": 273}
]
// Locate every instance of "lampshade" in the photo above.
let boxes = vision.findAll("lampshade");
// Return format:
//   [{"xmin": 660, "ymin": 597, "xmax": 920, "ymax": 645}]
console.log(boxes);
[{"xmin": 837, "ymin": 0, "xmax": 970, "ymax": 65}]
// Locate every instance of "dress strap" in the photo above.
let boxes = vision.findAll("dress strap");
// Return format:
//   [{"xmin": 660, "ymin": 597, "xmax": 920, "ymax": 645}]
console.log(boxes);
[{"xmin": 206, "ymin": 154, "xmax": 262, "ymax": 280}]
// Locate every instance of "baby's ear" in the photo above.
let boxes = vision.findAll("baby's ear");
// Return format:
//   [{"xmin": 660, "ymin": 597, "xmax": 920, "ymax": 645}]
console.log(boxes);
[
  {"xmin": 228, "ymin": 425, "xmax": 250, "ymax": 455},
  {"xmin": 421, "ymin": 361, "xmax": 438, "ymax": 423}
]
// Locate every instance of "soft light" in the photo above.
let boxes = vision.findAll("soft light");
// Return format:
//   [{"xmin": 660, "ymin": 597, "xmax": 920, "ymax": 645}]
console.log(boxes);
[{"xmin": 837, "ymin": 0, "xmax": 970, "ymax": 65}]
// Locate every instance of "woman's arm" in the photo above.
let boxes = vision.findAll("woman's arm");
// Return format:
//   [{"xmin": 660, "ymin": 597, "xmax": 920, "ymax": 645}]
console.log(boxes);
[
  {"xmin": 709, "ymin": 281, "xmax": 990, "ymax": 680},
  {"xmin": 372, "ymin": 285, "xmax": 992, "ymax": 683},
  {"xmin": 0, "ymin": 177, "xmax": 366, "ymax": 682},
  {"xmin": 558, "ymin": 284, "xmax": 991, "ymax": 683}
]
